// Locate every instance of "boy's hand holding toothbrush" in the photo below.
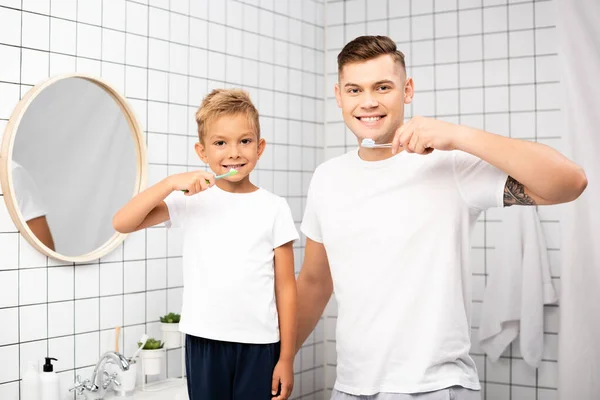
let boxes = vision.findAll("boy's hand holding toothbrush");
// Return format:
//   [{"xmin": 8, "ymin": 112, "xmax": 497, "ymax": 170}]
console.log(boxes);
[{"xmin": 168, "ymin": 170, "xmax": 216, "ymax": 195}]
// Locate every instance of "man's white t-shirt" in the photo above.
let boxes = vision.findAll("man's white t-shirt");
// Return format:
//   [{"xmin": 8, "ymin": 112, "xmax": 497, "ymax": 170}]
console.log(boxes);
[
  {"xmin": 301, "ymin": 148, "xmax": 508, "ymax": 395},
  {"xmin": 165, "ymin": 185, "xmax": 299, "ymax": 344}
]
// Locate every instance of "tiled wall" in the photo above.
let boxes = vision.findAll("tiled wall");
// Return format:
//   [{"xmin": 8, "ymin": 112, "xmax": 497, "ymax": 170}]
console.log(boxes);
[
  {"xmin": 0, "ymin": 0, "xmax": 324, "ymax": 399},
  {"xmin": 324, "ymin": 0, "xmax": 562, "ymax": 399}
]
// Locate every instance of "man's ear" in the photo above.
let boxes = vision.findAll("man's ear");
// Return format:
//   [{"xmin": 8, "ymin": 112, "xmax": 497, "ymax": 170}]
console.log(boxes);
[
  {"xmin": 404, "ymin": 77, "xmax": 414, "ymax": 104},
  {"xmin": 257, "ymin": 138, "xmax": 266, "ymax": 158},
  {"xmin": 334, "ymin": 82, "xmax": 342, "ymax": 108},
  {"xmin": 195, "ymin": 141, "xmax": 208, "ymax": 164}
]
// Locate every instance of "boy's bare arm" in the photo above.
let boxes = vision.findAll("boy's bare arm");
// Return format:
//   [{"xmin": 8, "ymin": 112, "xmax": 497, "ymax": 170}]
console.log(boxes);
[
  {"xmin": 295, "ymin": 238, "xmax": 333, "ymax": 353},
  {"xmin": 112, "ymin": 179, "xmax": 173, "ymax": 233},
  {"xmin": 274, "ymin": 241, "xmax": 297, "ymax": 363},
  {"xmin": 113, "ymin": 170, "xmax": 216, "ymax": 233},
  {"xmin": 26, "ymin": 216, "xmax": 55, "ymax": 251}
]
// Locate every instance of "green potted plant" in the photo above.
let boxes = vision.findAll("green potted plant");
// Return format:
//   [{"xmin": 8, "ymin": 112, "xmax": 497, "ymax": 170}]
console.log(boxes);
[
  {"xmin": 159, "ymin": 312, "xmax": 181, "ymax": 349},
  {"xmin": 137, "ymin": 338, "xmax": 165, "ymax": 375}
]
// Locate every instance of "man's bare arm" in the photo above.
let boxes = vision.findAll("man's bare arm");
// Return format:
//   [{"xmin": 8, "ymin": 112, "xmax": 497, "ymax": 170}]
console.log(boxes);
[
  {"xmin": 456, "ymin": 126, "xmax": 587, "ymax": 206},
  {"xmin": 295, "ymin": 238, "xmax": 333, "ymax": 353},
  {"xmin": 503, "ymin": 176, "xmax": 539, "ymax": 206}
]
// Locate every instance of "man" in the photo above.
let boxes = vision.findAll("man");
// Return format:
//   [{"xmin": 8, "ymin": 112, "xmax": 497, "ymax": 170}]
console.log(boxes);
[{"xmin": 295, "ymin": 36, "xmax": 587, "ymax": 400}]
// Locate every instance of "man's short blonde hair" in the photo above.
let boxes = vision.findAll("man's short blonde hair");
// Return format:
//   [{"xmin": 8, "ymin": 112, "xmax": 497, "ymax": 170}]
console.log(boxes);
[{"xmin": 195, "ymin": 89, "xmax": 260, "ymax": 143}]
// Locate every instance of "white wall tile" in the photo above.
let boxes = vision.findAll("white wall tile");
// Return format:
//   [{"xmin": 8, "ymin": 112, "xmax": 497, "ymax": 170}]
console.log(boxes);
[
  {"xmin": 77, "ymin": 23, "xmax": 102, "ymax": 59},
  {"xmin": 0, "ymin": 7, "xmax": 22, "ymax": 46},
  {"xmin": 511, "ymin": 112, "xmax": 536, "ymax": 139},
  {"xmin": 146, "ymin": 258, "xmax": 167, "ymax": 291},
  {"xmin": 100, "ymin": 295, "xmax": 123, "ymax": 330},
  {"xmin": 460, "ymin": 61, "xmax": 483, "ymax": 88},
  {"xmin": 207, "ymin": 22, "xmax": 226, "ymax": 52},
  {"xmin": 484, "ymin": 32, "xmax": 508, "ymax": 59},
  {"xmin": 0, "ymin": 44, "xmax": 20, "ymax": 83},
  {"xmin": 103, "ymin": 0, "xmax": 125, "ymax": 30},
  {"xmin": 75, "ymin": 332, "xmax": 99, "ymax": 368},
  {"xmin": 459, "ymin": 35, "xmax": 482, "ymax": 62},
  {"xmin": 0, "ymin": 271, "xmax": 19, "ymax": 308},
  {"xmin": 127, "ymin": 2, "xmax": 148, "ymax": 36},
  {"xmin": 170, "ymin": 12, "xmax": 189, "ymax": 45},
  {"xmin": 49, "ymin": 335, "xmax": 74, "ymax": 371},
  {"xmin": 510, "ymin": 57, "xmax": 535, "ymax": 84},
  {"xmin": 412, "ymin": 40, "xmax": 434, "ymax": 65},
  {"xmin": 148, "ymin": 7, "xmax": 169, "ymax": 40},
  {"xmin": 22, "ymin": 0, "xmax": 48, "ymax": 14},
  {"xmin": 435, "ymin": 11, "xmax": 457, "ymax": 38},
  {"xmin": 459, "ymin": 9, "xmax": 482, "ymax": 35},
  {"xmin": 509, "ymin": 3, "xmax": 534, "ymax": 31},
  {"xmin": 124, "ymin": 293, "xmax": 146, "ymax": 326},
  {"xmin": 20, "ymin": 268, "xmax": 47, "ymax": 305},
  {"xmin": 146, "ymin": 289, "xmax": 166, "ymax": 322},
  {"xmin": 435, "ymin": 64, "xmax": 458, "ymax": 89},
  {"xmin": 511, "ymin": 85, "xmax": 536, "ymax": 112},
  {"xmin": 20, "ymin": 49, "xmax": 49, "ymax": 85},
  {"xmin": 0, "ymin": 233, "xmax": 18, "ymax": 270},
  {"xmin": 75, "ymin": 298, "xmax": 99, "ymax": 334},
  {"xmin": 510, "ymin": 30, "xmax": 534, "ymax": 57},
  {"xmin": 436, "ymin": 90, "xmax": 459, "ymax": 116},
  {"xmin": 77, "ymin": 0, "xmax": 101, "ymax": 25},
  {"xmin": 0, "ymin": 82, "xmax": 20, "ymax": 119},
  {"xmin": 0, "ymin": 308, "xmax": 18, "ymax": 346},
  {"xmin": 484, "ymin": 5, "xmax": 507, "ymax": 33},
  {"xmin": 76, "ymin": 56, "xmax": 101, "ymax": 76},
  {"xmin": 20, "ymin": 304, "xmax": 47, "ymax": 342},
  {"xmin": 123, "ymin": 260, "xmax": 146, "ymax": 294},
  {"xmin": 50, "ymin": 18, "xmax": 76, "ymax": 55},
  {"xmin": 22, "ymin": 12, "xmax": 49, "ymax": 50},
  {"xmin": 99, "ymin": 262, "xmax": 123, "ymax": 296},
  {"xmin": 48, "ymin": 301, "xmax": 74, "ymax": 337},
  {"xmin": 74, "ymin": 264, "xmax": 99, "ymax": 299}
]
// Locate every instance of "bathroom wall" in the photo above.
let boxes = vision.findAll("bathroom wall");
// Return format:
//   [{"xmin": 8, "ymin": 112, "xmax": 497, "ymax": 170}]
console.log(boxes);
[
  {"xmin": 0, "ymin": 0, "xmax": 325, "ymax": 399},
  {"xmin": 324, "ymin": 0, "xmax": 562, "ymax": 399}
]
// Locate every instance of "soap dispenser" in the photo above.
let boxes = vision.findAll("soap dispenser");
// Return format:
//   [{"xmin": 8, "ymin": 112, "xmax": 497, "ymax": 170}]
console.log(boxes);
[
  {"xmin": 39, "ymin": 357, "xmax": 60, "ymax": 400},
  {"xmin": 21, "ymin": 361, "xmax": 40, "ymax": 400}
]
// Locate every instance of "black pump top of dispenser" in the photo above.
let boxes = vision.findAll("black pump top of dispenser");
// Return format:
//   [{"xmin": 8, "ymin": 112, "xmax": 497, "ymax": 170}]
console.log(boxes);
[{"xmin": 43, "ymin": 357, "xmax": 58, "ymax": 372}]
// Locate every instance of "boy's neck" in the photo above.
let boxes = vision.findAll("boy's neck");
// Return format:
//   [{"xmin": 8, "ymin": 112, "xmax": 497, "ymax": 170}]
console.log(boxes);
[{"xmin": 215, "ymin": 177, "xmax": 259, "ymax": 193}]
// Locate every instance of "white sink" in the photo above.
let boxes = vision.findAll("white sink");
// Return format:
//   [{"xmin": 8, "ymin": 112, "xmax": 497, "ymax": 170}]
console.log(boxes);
[{"xmin": 106, "ymin": 379, "xmax": 189, "ymax": 399}]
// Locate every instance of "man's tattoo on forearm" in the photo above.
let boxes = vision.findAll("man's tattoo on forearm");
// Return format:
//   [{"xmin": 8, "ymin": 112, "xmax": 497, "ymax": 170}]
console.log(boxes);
[{"xmin": 503, "ymin": 176, "xmax": 537, "ymax": 206}]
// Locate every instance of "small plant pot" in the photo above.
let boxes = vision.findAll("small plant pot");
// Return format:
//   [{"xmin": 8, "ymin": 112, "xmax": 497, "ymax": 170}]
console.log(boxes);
[
  {"xmin": 160, "ymin": 323, "xmax": 181, "ymax": 349},
  {"xmin": 139, "ymin": 348, "xmax": 165, "ymax": 375}
]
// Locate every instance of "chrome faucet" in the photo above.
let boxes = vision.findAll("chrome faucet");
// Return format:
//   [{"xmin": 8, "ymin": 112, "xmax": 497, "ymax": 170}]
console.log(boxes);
[{"xmin": 69, "ymin": 351, "xmax": 130, "ymax": 399}]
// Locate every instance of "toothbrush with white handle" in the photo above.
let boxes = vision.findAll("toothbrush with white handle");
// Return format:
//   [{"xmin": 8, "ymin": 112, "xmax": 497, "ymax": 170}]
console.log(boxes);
[
  {"xmin": 129, "ymin": 334, "xmax": 148, "ymax": 362},
  {"xmin": 361, "ymin": 138, "xmax": 394, "ymax": 148}
]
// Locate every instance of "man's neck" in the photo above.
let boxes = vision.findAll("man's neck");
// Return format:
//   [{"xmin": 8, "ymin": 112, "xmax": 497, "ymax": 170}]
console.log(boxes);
[{"xmin": 358, "ymin": 147, "xmax": 402, "ymax": 161}]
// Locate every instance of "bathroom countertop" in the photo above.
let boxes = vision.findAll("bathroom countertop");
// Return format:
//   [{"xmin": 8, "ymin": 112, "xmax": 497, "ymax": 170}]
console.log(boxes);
[{"xmin": 106, "ymin": 379, "xmax": 188, "ymax": 399}]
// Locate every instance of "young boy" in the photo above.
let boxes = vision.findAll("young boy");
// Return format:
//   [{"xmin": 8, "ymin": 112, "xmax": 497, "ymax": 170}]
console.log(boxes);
[{"xmin": 113, "ymin": 89, "xmax": 298, "ymax": 400}]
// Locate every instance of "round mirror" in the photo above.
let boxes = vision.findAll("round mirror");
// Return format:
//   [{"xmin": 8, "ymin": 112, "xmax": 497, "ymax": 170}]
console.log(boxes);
[{"xmin": 0, "ymin": 74, "xmax": 146, "ymax": 262}]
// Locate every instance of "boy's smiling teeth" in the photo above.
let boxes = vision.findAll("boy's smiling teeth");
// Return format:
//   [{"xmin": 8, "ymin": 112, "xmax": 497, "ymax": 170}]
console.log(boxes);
[{"xmin": 223, "ymin": 164, "xmax": 244, "ymax": 169}]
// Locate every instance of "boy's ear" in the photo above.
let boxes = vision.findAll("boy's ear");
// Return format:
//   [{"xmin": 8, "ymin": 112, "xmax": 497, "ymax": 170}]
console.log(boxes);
[
  {"xmin": 195, "ymin": 141, "xmax": 208, "ymax": 164},
  {"xmin": 257, "ymin": 138, "xmax": 266, "ymax": 158}
]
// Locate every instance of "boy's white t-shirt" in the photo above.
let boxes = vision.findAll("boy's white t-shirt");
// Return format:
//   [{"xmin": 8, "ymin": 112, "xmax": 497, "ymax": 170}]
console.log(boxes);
[
  {"xmin": 164, "ymin": 185, "xmax": 299, "ymax": 344},
  {"xmin": 301, "ymin": 149, "xmax": 508, "ymax": 395},
  {"xmin": 12, "ymin": 161, "xmax": 48, "ymax": 221}
]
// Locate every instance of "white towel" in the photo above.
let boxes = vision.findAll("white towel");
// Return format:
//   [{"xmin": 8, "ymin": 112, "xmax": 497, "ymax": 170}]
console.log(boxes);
[{"xmin": 478, "ymin": 206, "xmax": 558, "ymax": 368}]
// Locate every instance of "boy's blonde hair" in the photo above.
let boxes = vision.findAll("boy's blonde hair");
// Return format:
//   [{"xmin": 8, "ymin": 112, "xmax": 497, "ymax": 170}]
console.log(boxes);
[{"xmin": 195, "ymin": 89, "xmax": 260, "ymax": 143}]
